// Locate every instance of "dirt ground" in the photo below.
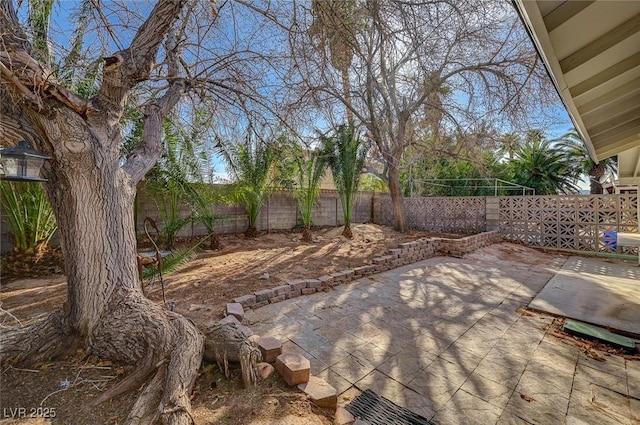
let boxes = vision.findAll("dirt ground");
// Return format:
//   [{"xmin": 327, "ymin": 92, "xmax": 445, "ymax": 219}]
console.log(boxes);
[{"xmin": 0, "ymin": 224, "xmax": 457, "ymax": 425}]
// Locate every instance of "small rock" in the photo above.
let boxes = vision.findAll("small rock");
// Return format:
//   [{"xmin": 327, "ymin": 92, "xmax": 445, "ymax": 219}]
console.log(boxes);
[
  {"xmin": 257, "ymin": 362, "xmax": 275, "ymax": 379},
  {"xmin": 259, "ymin": 273, "xmax": 270, "ymax": 280},
  {"xmin": 248, "ymin": 334, "xmax": 261, "ymax": 346}
]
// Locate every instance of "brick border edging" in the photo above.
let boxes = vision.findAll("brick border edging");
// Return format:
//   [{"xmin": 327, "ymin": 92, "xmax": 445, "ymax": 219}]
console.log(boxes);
[{"xmin": 232, "ymin": 230, "xmax": 502, "ymax": 309}]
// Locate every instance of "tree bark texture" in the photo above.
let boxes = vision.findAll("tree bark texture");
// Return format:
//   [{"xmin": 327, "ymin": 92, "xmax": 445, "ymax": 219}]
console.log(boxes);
[
  {"xmin": 388, "ymin": 165, "xmax": 407, "ymax": 233},
  {"xmin": 0, "ymin": 1, "xmax": 207, "ymax": 424}
]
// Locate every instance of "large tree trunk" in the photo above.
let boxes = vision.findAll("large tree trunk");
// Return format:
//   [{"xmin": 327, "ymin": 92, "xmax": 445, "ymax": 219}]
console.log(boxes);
[
  {"xmin": 388, "ymin": 165, "xmax": 408, "ymax": 232},
  {"xmin": 1, "ymin": 114, "xmax": 204, "ymax": 425}
]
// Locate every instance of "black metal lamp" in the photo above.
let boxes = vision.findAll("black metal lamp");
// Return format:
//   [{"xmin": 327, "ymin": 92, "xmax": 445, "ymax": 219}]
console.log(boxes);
[{"xmin": 0, "ymin": 141, "xmax": 50, "ymax": 182}]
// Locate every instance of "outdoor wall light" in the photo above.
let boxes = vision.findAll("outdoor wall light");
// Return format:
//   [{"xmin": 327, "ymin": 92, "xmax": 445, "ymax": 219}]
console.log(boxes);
[{"xmin": 0, "ymin": 141, "xmax": 50, "ymax": 182}]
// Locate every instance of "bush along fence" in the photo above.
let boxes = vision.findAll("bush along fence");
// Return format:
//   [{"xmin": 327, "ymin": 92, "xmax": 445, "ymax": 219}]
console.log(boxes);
[{"xmin": 231, "ymin": 230, "xmax": 503, "ymax": 309}]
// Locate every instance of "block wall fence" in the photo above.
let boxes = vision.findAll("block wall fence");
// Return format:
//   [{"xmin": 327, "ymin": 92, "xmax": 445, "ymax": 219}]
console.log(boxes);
[
  {"xmin": 2, "ymin": 188, "xmax": 637, "ymax": 256},
  {"xmin": 374, "ymin": 194, "xmax": 639, "ymax": 255},
  {"xmin": 133, "ymin": 188, "xmax": 376, "ymax": 238}
]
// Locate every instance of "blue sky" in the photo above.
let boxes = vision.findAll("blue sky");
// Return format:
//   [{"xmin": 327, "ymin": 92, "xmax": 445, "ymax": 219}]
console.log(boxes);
[{"xmin": 37, "ymin": 1, "xmax": 579, "ymax": 186}]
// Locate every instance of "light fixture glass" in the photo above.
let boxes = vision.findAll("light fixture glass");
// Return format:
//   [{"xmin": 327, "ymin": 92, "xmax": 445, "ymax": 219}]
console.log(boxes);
[{"xmin": 0, "ymin": 141, "xmax": 50, "ymax": 182}]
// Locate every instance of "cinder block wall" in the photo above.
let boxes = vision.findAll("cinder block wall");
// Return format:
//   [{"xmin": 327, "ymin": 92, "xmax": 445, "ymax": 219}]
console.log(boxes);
[{"xmin": 134, "ymin": 187, "xmax": 376, "ymax": 238}]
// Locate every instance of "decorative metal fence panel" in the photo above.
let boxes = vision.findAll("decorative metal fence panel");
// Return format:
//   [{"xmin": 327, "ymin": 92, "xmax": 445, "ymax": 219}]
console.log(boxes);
[
  {"xmin": 375, "ymin": 196, "xmax": 486, "ymax": 233},
  {"xmin": 499, "ymin": 195, "xmax": 639, "ymax": 255}
]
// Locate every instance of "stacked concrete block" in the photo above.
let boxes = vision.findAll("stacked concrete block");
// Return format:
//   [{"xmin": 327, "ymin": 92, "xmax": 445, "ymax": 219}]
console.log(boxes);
[
  {"xmin": 331, "ymin": 270, "xmax": 354, "ymax": 284},
  {"xmin": 287, "ymin": 279, "xmax": 306, "ymax": 297},
  {"xmin": 254, "ymin": 288, "xmax": 275, "ymax": 308},
  {"xmin": 233, "ymin": 294, "xmax": 256, "ymax": 309},
  {"xmin": 372, "ymin": 255, "xmax": 394, "ymax": 271},
  {"xmin": 271, "ymin": 284, "xmax": 291, "ymax": 303},
  {"xmin": 353, "ymin": 265, "xmax": 375, "ymax": 276},
  {"xmin": 318, "ymin": 275, "xmax": 335, "ymax": 288},
  {"xmin": 299, "ymin": 278, "xmax": 319, "ymax": 295}
]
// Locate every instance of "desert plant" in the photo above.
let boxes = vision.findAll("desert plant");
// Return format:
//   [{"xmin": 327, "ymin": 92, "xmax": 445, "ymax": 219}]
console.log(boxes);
[
  {"xmin": 182, "ymin": 182, "xmax": 230, "ymax": 250},
  {"xmin": 321, "ymin": 125, "xmax": 370, "ymax": 238},
  {"xmin": 0, "ymin": 181, "xmax": 57, "ymax": 253},
  {"xmin": 290, "ymin": 145, "xmax": 328, "ymax": 242},
  {"xmin": 221, "ymin": 132, "xmax": 277, "ymax": 238}
]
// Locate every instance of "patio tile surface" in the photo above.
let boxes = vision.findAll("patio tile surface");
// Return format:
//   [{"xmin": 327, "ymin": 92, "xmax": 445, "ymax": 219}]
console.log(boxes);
[{"xmin": 245, "ymin": 243, "xmax": 640, "ymax": 424}]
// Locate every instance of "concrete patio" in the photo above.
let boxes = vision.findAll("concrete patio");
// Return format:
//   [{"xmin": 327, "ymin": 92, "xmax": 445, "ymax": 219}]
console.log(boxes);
[
  {"xmin": 246, "ymin": 243, "xmax": 639, "ymax": 425},
  {"xmin": 529, "ymin": 256, "xmax": 640, "ymax": 337}
]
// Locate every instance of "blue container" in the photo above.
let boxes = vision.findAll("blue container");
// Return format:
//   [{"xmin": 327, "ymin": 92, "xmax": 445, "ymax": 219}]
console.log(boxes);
[{"xmin": 603, "ymin": 231, "xmax": 617, "ymax": 251}]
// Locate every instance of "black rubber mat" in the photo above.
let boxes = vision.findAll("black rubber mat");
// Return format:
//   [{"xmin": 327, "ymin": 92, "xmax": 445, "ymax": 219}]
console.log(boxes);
[{"xmin": 345, "ymin": 389, "xmax": 434, "ymax": 425}]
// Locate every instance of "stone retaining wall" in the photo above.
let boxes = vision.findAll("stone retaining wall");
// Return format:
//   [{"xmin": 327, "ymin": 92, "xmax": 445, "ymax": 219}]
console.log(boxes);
[{"xmin": 232, "ymin": 230, "xmax": 502, "ymax": 308}]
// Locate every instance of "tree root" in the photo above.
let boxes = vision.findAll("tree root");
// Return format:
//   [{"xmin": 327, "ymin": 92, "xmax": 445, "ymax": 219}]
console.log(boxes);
[
  {"xmin": 0, "ymin": 309, "xmax": 73, "ymax": 365},
  {"xmin": 84, "ymin": 293, "xmax": 204, "ymax": 425},
  {"xmin": 3, "ymin": 292, "xmax": 208, "ymax": 425}
]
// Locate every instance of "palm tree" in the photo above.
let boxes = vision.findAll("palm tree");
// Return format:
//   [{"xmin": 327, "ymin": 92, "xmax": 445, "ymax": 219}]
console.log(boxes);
[
  {"xmin": 499, "ymin": 133, "xmax": 521, "ymax": 160},
  {"xmin": 509, "ymin": 130, "xmax": 581, "ymax": 195},
  {"xmin": 221, "ymin": 131, "xmax": 277, "ymax": 238},
  {"xmin": 322, "ymin": 125, "xmax": 370, "ymax": 238},
  {"xmin": 290, "ymin": 145, "xmax": 328, "ymax": 242},
  {"xmin": 556, "ymin": 130, "xmax": 617, "ymax": 194},
  {"xmin": 309, "ymin": 0, "xmax": 359, "ymax": 126}
]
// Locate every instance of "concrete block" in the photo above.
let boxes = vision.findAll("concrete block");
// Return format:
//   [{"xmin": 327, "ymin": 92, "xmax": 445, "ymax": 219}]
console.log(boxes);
[
  {"xmin": 275, "ymin": 352, "xmax": 310, "ymax": 386},
  {"xmin": 270, "ymin": 294, "xmax": 286, "ymax": 303},
  {"xmin": 388, "ymin": 248, "xmax": 402, "ymax": 258},
  {"xmin": 254, "ymin": 300, "xmax": 269, "ymax": 309},
  {"xmin": 225, "ymin": 302, "xmax": 244, "ymax": 322},
  {"xmin": 233, "ymin": 294, "xmax": 256, "ymax": 308},
  {"xmin": 305, "ymin": 279, "xmax": 321, "ymax": 289},
  {"xmin": 298, "ymin": 376, "xmax": 337, "ymax": 410},
  {"xmin": 255, "ymin": 288, "xmax": 275, "ymax": 302},
  {"xmin": 318, "ymin": 275, "xmax": 334, "ymax": 287},
  {"xmin": 288, "ymin": 279, "xmax": 307, "ymax": 291},
  {"xmin": 258, "ymin": 336, "xmax": 282, "ymax": 363},
  {"xmin": 301, "ymin": 287, "xmax": 317, "ymax": 295},
  {"xmin": 273, "ymin": 285, "xmax": 291, "ymax": 297},
  {"xmin": 288, "ymin": 289, "xmax": 301, "ymax": 298}
]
